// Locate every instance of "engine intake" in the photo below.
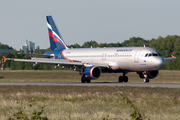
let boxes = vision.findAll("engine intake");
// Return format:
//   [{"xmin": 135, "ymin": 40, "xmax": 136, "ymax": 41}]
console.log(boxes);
[
  {"xmin": 81, "ymin": 66, "xmax": 101, "ymax": 79},
  {"xmin": 148, "ymin": 70, "xmax": 159, "ymax": 78},
  {"xmin": 137, "ymin": 70, "xmax": 159, "ymax": 79}
]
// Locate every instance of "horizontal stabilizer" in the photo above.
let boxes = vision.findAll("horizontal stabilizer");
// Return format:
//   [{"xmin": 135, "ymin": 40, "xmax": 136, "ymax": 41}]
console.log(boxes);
[
  {"xmin": 164, "ymin": 57, "xmax": 176, "ymax": 61},
  {"xmin": 18, "ymin": 53, "xmax": 54, "ymax": 57}
]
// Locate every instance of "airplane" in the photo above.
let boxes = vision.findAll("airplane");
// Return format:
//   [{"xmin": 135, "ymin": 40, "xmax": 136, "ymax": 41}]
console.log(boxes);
[{"xmin": 6, "ymin": 16, "xmax": 176, "ymax": 83}]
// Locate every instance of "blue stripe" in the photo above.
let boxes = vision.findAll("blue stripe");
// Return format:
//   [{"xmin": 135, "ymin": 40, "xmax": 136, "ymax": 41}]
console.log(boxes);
[
  {"xmin": 48, "ymin": 28, "xmax": 53, "ymax": 33},
  {"xmin": 48, "ymin": 27, "xmax": 64, "ymax": 43}
]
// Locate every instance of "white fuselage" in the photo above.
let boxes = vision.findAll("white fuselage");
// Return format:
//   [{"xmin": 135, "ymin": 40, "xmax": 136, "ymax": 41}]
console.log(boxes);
[{"xmin": 61, "ymin": 47, "xmax": 165, "ymax": 71}]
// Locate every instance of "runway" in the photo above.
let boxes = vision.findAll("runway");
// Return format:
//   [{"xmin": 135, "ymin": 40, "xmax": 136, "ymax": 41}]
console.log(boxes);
[{"xmin": 0, "ymin": 81, "xmax": 180, "ymax": 88}]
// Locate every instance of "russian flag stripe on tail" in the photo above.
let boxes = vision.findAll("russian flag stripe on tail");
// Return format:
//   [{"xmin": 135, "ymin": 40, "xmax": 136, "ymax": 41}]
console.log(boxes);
[{"xmin": 46, "ymin": 16, "xmax": 68, "ymax": 51}]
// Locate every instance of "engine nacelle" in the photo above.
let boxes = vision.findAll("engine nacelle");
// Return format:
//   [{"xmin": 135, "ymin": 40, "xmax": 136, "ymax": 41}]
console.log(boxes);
[
  {"xmin": 81, "ymin": 66, "xmax": 101, "ymax": 79},
  {"xmin": 148, "ymin": 70, "xmax": 159, "ymax": 79},
  {"xmin": 137, "ymin": 70, "xmax": 159, "ymax": 79}
]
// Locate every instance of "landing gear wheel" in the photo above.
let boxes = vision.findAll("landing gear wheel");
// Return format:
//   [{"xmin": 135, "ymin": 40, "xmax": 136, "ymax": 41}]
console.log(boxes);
[
  {"xmin": 87, "ymin": 79, "xmax": 91, "ymax": 83},
  {"xmin": 119, "ymin": 76, "xmax": 123, "ymax": 83},
  {"xmin": 81, "ymin": 77, "xmax": 86, "ymax": 83},
  {"xmin": 124, "ymin": 76, "xmax": 128, "ymax": 82},
  {"xmin": 144, "ymin": 78, "xmax": 149, "ymax": 83},
  {"xmin": 118, "ymin": 76, "xmax": 128, "ymax": 83},
  {"xmin": 81, "ymin": 75, "xmax": 91, "ymax": 83}
]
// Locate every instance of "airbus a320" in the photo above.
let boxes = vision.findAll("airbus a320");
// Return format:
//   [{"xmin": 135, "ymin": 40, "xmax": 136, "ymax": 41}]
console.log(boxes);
[{"xmin": 7, "ymin": 16, "xmax": 176, "ymax": 83}]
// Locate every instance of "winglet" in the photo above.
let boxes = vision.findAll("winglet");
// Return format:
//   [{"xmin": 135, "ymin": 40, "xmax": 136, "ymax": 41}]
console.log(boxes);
[
  {"xmin": 3, "ymin": 56, "xmax": 7, "ymax": 62},
  {"xmin": 171, "ymin": 55, "xmax": 175, "ymax": 61}
]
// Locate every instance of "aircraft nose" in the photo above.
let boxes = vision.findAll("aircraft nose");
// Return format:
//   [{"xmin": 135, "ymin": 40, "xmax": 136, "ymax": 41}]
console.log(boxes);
[{"xmin": 156, "ymin": 58, "xmax": 165, "ymax": 68}]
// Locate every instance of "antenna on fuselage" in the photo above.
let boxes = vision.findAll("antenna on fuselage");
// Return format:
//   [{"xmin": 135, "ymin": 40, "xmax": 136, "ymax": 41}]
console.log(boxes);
[{"xmin": 143, "ymin": 44, "xmax": 146, "ymax": 48}]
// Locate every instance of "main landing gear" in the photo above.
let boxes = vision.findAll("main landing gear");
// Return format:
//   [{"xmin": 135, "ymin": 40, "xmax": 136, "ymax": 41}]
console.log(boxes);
[
  {"xmin": 118, "ymin": 72, "xmax": 128, "ymax": 83},
  {"xmin": 81, "ymin": 75, "xmax": 91, "ymax": 83}
]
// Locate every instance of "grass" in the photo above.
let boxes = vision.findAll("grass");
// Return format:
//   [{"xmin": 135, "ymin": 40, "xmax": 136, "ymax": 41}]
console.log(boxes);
[
  {"xmin": 0, "ymin": 70, "xmax": 180, "ymax": 119},
  {"xmin": 0, "ymin": 70, "xmax": 180, "ymax": 82},
  {"xmin": 0, "ymin": 86, "xmax": 180, "ymax": 119}
]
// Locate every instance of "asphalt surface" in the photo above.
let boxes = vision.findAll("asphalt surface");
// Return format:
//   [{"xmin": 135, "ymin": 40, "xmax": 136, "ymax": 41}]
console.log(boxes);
[{"xmin": 0, "ymin": 81, "xmax": 180, "ymax": 88}]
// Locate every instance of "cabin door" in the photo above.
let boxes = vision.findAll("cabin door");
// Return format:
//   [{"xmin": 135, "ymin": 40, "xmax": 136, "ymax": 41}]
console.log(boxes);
[{"xmin": 134, "ymin": 49, "xmax": 141, "ymax": 63}]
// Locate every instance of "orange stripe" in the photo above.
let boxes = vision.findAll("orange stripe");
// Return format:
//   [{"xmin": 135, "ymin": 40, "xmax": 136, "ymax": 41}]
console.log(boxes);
[
  {"xmin": 90, "ymin": 66, "xmax": 95, "ymax": 79},
  {"xmin": 61, "ymin": 50, "xmax": 74, "ymax": 62}
]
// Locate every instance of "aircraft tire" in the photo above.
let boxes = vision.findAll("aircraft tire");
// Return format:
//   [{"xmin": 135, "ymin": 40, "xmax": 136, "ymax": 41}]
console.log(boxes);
[
  {"xmin": 144, "ymin": 78, "xmax": 149, "ymax": 83},
  {"xmin": 81, "ymin": 77, "xmax": 86, "ymax": 83},
  {"xmin": 87, "ymin": 79, "xmax": 91, "ymax": 83},
  {"xmin": 118, "ymin": 76, "xmax": 123, "ymax": 83},
  {"xmin": 124, "ymin": 76, "xmax": 128, "ymax": 82},
  {"xmin": 146, "ymin": 78, "xmax": 149, "ymax": 83}
]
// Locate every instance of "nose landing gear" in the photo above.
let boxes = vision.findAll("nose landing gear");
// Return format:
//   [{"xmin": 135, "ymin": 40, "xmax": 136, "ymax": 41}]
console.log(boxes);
[{"xmin": 143, "ymin": 71, "xmax": 149, "ymax": 83}]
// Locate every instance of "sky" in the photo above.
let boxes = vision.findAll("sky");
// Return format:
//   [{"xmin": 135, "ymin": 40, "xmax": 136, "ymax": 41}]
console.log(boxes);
[{"xmin": 0, "ymin": 0, "xmax": 180, "ymax": 50}]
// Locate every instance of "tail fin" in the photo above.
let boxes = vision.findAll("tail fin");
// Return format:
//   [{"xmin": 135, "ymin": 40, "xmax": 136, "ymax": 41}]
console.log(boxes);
[{"xmin": 46, "ymin": 16, "xmax": 68, "ymax": 51}]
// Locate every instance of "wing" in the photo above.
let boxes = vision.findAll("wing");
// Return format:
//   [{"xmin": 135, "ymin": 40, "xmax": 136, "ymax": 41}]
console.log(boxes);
[
  {"xmin": 11, "ymin": 57, "xmax": 110, "ymax": 70},
  {"xmin": 164, "ymin": 55, "xmax": 176, "ymax": 61}
]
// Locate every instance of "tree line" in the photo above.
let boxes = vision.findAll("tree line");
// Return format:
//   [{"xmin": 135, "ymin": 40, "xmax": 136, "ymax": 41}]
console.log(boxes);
[{"xmin": 1, "ymin": 35, "xmax": 180, "ymax": 70}]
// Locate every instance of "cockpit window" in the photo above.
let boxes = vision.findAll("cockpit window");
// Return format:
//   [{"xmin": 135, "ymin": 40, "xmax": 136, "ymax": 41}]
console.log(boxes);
[
  {"xmin": 152, "ymin": 53, "xmax": 158, "ymax": 56},
  {"xmin": 145, "ymin": 53, "xmax": 148, "ymax": 57},
  {"xmin": 156, "ymin": 50, "xmax": 162, "ymax": 56},
  {"xmin": 145, "ymin": 52, "xmax": 160, "ymax": 57},
  {"xmin": 148, "ymin": 53, "xmax": 152, "ymax": 57}
]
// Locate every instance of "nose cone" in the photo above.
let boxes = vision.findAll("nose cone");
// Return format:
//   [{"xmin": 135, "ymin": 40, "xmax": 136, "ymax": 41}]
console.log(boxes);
[{"xmin": 155, "ymin": 57, "xmax": 165, "ymax": 69}]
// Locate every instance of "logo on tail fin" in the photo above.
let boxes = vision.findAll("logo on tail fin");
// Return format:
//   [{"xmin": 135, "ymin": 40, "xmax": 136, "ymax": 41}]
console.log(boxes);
[{"xmin": 46, "ymin": 16, "xmax": 68, "ymax": 51}]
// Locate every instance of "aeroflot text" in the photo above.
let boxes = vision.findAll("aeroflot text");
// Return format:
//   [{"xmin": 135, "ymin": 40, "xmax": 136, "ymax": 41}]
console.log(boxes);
[{"xmin": 116, "ymin": 49, "xmax": 133, "ymax": 52}]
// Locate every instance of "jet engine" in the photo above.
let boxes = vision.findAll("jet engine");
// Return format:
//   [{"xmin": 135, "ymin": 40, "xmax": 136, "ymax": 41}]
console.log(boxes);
[
  {"xmin": 81, "ymin": 66, "xmax": 101, "ymax": 79},
  {"xmin": 137, "ymin": 70, "xmax": 159, "ymax": 79}
]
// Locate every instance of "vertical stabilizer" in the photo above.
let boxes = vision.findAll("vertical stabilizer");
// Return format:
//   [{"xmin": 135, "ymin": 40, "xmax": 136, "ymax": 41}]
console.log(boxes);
[{"xmin": 46, "ymin": 16, "xmax": 68, "ymax": 51}]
